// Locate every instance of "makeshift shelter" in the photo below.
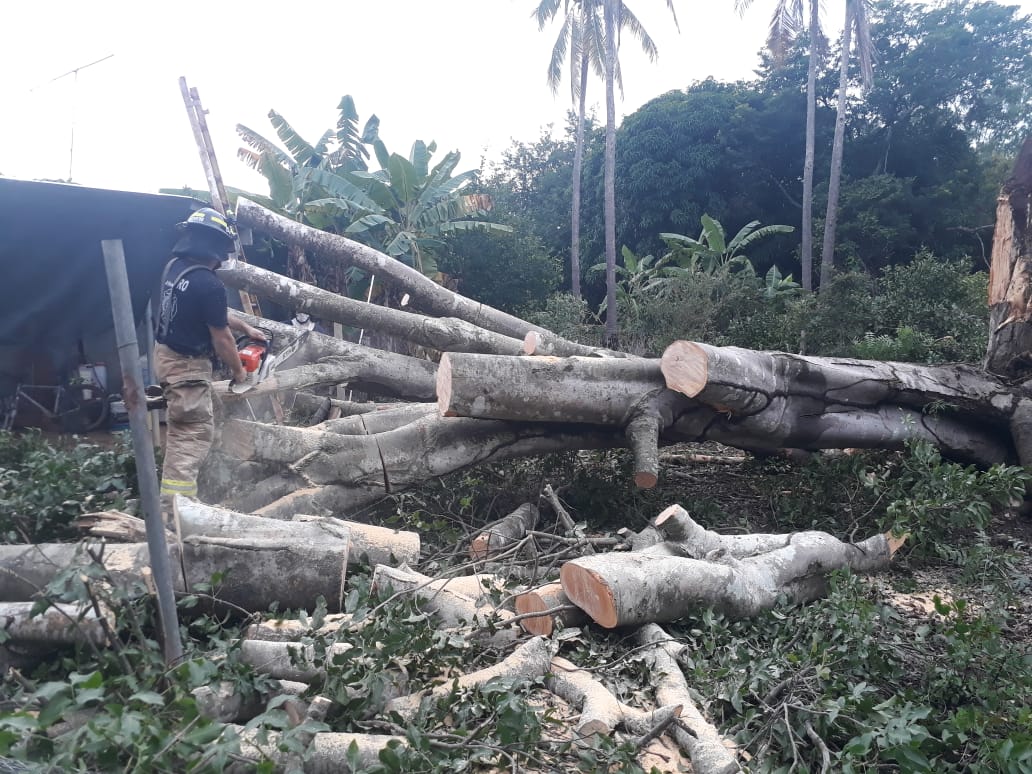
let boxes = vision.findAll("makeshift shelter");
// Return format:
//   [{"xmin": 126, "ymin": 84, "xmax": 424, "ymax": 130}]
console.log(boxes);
[{"xmin": 0, "ymin": 178, "xmax": 199, "ymax": 398}]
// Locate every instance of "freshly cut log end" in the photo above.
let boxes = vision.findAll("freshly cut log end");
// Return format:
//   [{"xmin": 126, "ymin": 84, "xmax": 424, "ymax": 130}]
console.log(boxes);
[
  {"xmin": 559, "ymin": 563, "xmax": 618, "ymax": 629},
  {"xmin": 886, "ymin": 532, "xmax": 908, "ymax": 556},
  {"xmin": 469, "ymin": 534, "xmax": 491, "ymax": 562},
  {"xmin": 659, "ymin": 341, "xmax": 709, "ymax": 398},
  {"xmin": 437, "ymin": 353, "xmax": 454, "ymax": 416},
  {"xmin": 514, "ymin": 582, "xmax": 587, "ymax": 637},
  {"xmin": 524, "ymin": 331, "xmax": 542, "ymax": 355},
  {"xmin": 634, "ymin": 471, "xmax": 658, "ymax": 489}
]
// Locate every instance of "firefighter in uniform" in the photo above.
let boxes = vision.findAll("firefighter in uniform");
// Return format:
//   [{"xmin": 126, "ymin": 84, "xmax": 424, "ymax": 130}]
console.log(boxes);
[{"xmin": 155, "ymin": 208, "xmax": 265, "ymax": 519}]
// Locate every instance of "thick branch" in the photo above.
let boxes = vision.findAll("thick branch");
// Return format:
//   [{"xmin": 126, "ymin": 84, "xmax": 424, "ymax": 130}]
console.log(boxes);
[
  {"xmin": 220, "ymin": 261, "xmax": 528, "ymax": 356},
  {"xmin": 236, "ymin": 197, "xmax": 552, "ymax": 341}
]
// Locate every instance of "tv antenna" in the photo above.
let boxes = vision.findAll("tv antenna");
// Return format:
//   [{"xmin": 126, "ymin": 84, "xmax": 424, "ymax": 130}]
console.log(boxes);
[{"xmin": 30, "ymin": 53, "xmax": 114, "ymax": 182}]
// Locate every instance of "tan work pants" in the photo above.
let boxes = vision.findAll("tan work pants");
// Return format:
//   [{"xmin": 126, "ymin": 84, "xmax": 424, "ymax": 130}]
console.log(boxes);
[{"xmin": 155, "ymin": 344, "xmax": 214, "ymax": 509}]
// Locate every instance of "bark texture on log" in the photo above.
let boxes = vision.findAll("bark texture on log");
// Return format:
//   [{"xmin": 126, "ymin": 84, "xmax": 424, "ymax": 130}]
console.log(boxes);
[
  {"xmin": 0, "ymin": 538, "xmax": 350, "ymax": 613},
  {"xmin": 438, "ymin": 352, "xmax": 668, "ymax": 425},
  {"xmin": 637, "ymin": 623, "xmax": 739, "ymax": 774},
  {"xmin": 985, "ymin": 135, "xmax": 1032, "ymax": 379},
  {"xmin": 560, "ymin": 528, "xmax": 900, "ymax": 627},
  {"xmin": 223, "ymin": 415, "xmax": 623, "ymax": 514},
  {"xmin": 236, "ymin": 197, "xmax": 550, "ymax": 342},
  {"xmin": 220, "ymin": 261, "xmax": 529, "ymax": 356},
  {"xmin": 174, "ymin": 497, "xmax": 419, "ymax": 567},
  {"xmin": 0, "ymin": 602, "xmax": 111, "ymax": 645},
  {"xmin": 385, "ymin": 636, "xmax": 553, "ymax": 721}
]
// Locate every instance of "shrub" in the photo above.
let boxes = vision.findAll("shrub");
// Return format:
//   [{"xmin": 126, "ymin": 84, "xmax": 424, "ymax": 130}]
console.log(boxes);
[{"xmin": 0, "ymin": 431, "xmax": 139, "ymax": 543}]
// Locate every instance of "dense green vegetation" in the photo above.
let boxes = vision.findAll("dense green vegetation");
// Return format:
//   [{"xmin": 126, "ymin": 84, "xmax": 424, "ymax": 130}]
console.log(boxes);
[
  {"xmin": 1, "ymin": 436, "xmax": 1029, "ymax": 771},
  {"xmin": 4, "ymin": 0, "xmax": 1032, "ymax": 770}
]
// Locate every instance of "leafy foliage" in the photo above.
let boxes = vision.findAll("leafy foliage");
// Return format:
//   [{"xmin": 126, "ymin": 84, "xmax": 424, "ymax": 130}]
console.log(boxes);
[{"xmin": 0, "ymin": 431, "xmax": 138, "ymax": 543}]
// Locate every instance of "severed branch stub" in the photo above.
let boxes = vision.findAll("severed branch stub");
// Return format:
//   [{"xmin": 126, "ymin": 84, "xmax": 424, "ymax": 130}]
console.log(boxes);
[{"xmin": 470, "ymin": 503, "xmax": 540, "ymax": 561}]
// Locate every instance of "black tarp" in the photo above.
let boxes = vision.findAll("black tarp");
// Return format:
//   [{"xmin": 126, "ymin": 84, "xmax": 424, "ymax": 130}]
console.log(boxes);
[{"xmin": 0, "ymin": 178, "xmax": 199, "ymax": 349}]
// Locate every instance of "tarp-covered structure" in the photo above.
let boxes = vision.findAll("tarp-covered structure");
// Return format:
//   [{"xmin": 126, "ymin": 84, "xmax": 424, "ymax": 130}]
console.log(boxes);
[{"xmin": 0, "ymin": 178, "xmax": 199, "ymax": 351}]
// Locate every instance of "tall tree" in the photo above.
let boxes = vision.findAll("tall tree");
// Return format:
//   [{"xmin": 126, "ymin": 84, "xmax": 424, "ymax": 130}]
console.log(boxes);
[
  {"xmin": 819, "ymin": 0, "xmax": 874, "ymax": 286},
  {"xmin": 535, "ymin": 0, "xmax": 604, "ymax": 300},
  {"xmin": 736, "ymin": 0, "xmax": 824, "ymax": 291},
  {"xmin": 601, "ymin": 0, "xmax": 678, "ymax": 344}
]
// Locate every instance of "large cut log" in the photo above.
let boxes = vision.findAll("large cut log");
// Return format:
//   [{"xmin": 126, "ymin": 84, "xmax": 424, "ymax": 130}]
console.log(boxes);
[
  {"xmin": 560, "ymin": 529, "xmax": 903, "ymax": 627},
  {"xmin": 0, "ymin": 537, "xmax": 350, "ymax": 613},
  {"xmin": 230, "ymin": 727, "xmax": 407, "ymax": 774},
  {"xmin": 660, "ymin": 340, "xmax": 1018, "ymax": 465},
  {"xmin": 236, "ymin": 197, "xmax": 551, "ymax": 342},
  {"xmin": 219, "ymin": 261, "xmax": 530, "ymax": 356},
  {"xmin": 438, "ymin": 353, "xmax": 687, "ymax": 485},
  {"xmin": 222, "ymin": 414, "xmax": 623, "ymax": 514},
  {"xmin": 174, "ymin": 497, "xmax": 419, "ymax": 567},
  {"xmin": 662, "ymin": 340, "xmax": 1019, "ymax": 423}
]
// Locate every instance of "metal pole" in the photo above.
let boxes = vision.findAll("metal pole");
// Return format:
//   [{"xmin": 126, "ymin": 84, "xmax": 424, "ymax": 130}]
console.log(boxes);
[
  {"xmin": 143, "ymin": 301, "xmax": 160, "ymax": 452},
  {"xmin": 101, "ymin": 239, "xmax": 183, "ymax": 663}
]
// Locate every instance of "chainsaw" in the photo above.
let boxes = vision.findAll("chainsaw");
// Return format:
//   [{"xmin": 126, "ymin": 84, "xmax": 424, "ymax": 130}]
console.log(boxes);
[{"xmin": 230, "ymin": 331, "xmax": 273, "ymax": 394}]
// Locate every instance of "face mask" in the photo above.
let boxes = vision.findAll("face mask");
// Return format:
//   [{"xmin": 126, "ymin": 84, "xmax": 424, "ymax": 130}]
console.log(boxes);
[{"xmin": 295, "ymin": 313, "xmax": 310, "ymax": 323}]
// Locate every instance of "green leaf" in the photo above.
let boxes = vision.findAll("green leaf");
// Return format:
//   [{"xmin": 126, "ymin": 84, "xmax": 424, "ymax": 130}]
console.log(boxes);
[{"xmin": 129, "ymin": 691, "xmax": 166, "ymax": 706}]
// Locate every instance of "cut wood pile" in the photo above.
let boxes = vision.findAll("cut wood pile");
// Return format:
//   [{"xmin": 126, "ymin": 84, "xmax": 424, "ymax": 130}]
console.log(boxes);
[{"xmin": 3, "ymin": 139, "xmax": 1029, "ymax": 771}]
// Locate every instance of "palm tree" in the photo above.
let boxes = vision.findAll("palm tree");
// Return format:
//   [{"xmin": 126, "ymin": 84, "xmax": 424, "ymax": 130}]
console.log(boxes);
[
  {"xmin": 601, "ymin": 0, "xmax": 678, "ymax": 345},
  {"xmin": 818, "ymin": 0, "xmax": 874, "ymax": 286},
  {"xmin": 535, "ymin": 0, "xmax": 604, "ymax": 300},
  {"xmin": 736, "ymin": 0, "xmax": 824, "ymax": 292}
]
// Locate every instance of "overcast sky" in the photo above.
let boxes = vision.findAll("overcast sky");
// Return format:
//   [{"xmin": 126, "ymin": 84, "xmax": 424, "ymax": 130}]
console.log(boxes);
[{"xmin": 2, "ymin": 0, "xmax": 1030, "ymax": 198}]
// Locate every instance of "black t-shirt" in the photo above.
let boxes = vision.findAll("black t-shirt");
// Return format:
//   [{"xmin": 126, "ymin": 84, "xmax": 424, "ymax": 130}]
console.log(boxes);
[{"xmin": 156, "ymin": 257, "xmax": 229, "ymax": 356}]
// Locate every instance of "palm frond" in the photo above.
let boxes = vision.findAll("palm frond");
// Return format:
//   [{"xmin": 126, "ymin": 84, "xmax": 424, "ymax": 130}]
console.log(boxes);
[
  {"xmin": 619, "ymin": 6, "xmax": 659, "ymax": 62},
  {"xmin": 852, "ymin": 0, "xmax": 875, "ymax": 89}
]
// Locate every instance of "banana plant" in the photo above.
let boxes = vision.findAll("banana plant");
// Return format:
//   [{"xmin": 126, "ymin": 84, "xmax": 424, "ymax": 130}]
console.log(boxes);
[
  {"xmin": 306, "ymin": 139, "xmax": 511, "ymax": 278},
  {"xmin": 660, "ymin": 215, "xmax": 794, "ymax": 276}
]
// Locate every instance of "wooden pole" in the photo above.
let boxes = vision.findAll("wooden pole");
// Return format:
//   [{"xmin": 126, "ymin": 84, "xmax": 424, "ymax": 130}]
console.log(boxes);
[
  {"xmin": 177, "ymin": 76, "xmax": 256, "ymax": 315},
  {"xmin": 101, "ymin": 240, "xmax": 183, "ymax": 663}
]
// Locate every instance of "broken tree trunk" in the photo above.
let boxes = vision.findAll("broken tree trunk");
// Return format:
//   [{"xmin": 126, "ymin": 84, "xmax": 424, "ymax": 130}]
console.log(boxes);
[{"xmin": 560, "ymin": 521, "xmax": 903, "ymax": 627}]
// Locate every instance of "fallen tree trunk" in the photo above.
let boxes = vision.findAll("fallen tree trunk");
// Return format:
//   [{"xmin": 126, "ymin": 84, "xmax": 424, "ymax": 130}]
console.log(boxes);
[
  {"xmin": 560, "ymin": 521, "xmax": 903, "ymax": 627},
  {"xmin": 220, "ymin": 414, "xmax": 623, "ymax": 514},
  {"xmin": 236, "ymin": 197, "xmax": 552, "ymax": 343},
  {"xmin": 219, "ymin": 261, "xmax": 530, "ymax": 356}
]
